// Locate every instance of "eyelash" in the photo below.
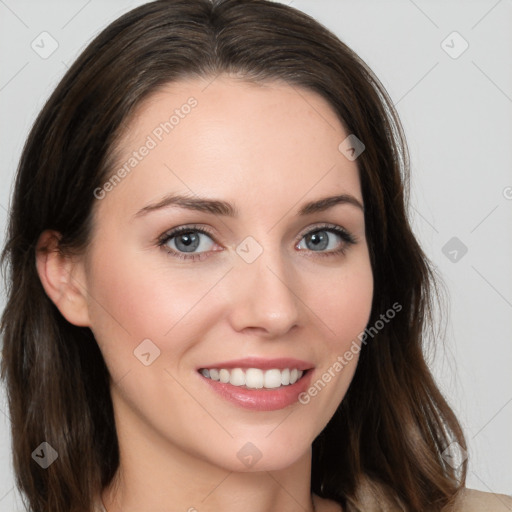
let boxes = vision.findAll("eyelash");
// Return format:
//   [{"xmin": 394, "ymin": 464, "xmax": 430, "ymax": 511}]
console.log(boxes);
[{"xmin": 157, "ymin": 223, "xmax": 357, "ymax": 262}]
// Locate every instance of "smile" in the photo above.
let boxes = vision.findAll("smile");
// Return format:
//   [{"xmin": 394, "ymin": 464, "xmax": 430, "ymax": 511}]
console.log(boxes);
[{"xmin": 199, "ymin": 367, "xmax": 305, "ymax": 390}]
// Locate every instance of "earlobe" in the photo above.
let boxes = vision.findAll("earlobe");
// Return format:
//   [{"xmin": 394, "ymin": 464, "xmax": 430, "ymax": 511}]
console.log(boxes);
[{"xmin": 35, "ymin": 230, "xmax": 91, "ymax": 327}]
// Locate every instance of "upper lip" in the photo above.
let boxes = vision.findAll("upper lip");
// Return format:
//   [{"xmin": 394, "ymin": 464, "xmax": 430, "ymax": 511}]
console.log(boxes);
[{"xmin": 197, "ymin": 357, "xmax": 314, "ymax": 371}]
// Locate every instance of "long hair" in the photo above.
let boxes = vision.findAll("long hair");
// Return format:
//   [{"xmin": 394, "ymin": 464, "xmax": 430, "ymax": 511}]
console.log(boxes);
[{"xmin": 0, "ymin": 1, "xmax": 467, "ymax": 511}]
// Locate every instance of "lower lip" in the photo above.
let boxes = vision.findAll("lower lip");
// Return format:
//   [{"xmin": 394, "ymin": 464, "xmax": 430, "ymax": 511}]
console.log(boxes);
[{"xmin": 198, "ymin": 370, "xmax": 314, "ymax": 411}]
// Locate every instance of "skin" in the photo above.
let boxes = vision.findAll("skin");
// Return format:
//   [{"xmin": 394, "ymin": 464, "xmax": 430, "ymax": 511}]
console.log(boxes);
[{"xmin": 36, "ymin": 74, "xmax": 374, "ymax": 512}]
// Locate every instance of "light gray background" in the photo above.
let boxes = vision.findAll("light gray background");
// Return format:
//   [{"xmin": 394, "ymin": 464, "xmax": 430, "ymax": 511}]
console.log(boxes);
[{"xmin": 0, "ymin": 0, "xmax": 511, "ymax": 510}]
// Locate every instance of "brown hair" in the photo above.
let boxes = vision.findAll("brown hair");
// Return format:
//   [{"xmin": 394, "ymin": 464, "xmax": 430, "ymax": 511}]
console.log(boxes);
[{"xmin": 1, "ymin": 1, "xmax": 467, "ymax": 511}]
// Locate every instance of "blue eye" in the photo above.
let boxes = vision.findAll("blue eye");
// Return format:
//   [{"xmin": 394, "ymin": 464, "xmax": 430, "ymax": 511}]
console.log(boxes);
[
  {"xmin": 296, "ymin": 226, "xmax": 356, "ymax": 255},
  {"xmin": 158, "ymin": 225, "xmax": 217, "ymax": 262},
  {"xmin": 157, "ymin": 223, "xmax": 357, "ymax": 262}
]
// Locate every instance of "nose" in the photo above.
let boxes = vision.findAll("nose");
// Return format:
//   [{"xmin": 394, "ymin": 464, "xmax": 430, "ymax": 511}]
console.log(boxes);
[{"xmin": 226, "ymin": 244, "xmax": 301, "ymax": 338}]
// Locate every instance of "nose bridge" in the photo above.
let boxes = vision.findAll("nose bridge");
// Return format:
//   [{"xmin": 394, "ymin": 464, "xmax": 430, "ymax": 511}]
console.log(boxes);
[{"xmin": 229, "ymin": 233, "xmax": 301, "ymax": 335}]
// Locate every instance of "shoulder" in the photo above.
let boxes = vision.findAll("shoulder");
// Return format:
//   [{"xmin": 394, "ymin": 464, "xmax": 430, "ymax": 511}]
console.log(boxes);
[
  {"xmin": 93, "ymin": 493, "xmax": 107, "ymax": 512},
  {"xmin": 313, "ymin": 488, "xmax": 512, "ymax": 512},
  {"xmin": 450, "ymin": 488, "xmax": 512, "ymax": 511},
  {"xmin": 312, "ymin": 494, "xmax": 342, "ymax": 512}
]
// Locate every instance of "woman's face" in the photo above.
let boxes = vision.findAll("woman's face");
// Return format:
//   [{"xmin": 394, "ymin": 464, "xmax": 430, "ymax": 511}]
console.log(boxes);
[{"xmin": 83, "ymin": 75, "xmax": 373, "ymax": 472}]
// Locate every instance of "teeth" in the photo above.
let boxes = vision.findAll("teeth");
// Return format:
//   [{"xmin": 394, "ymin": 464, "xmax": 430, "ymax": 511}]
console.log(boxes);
[
  {"xmin": 229, "ymin": 368, "xmax": 245, "ymax": 387},
  {"xmin": 264, "ymin": 369, "xmax": 282, "ymax": 389},
  {"xmin": 246, "ymin": 368, "xmax": 263, "ymax": 389},
  {"xmin": 200, "ymin": 367, "xmax": 304, "ymax": 389}
]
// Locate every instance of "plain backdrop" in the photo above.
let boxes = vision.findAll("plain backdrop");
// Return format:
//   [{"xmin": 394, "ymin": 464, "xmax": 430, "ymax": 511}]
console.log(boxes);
[{"xmin": 0, "ymin": 0, "xmax": 511, "ymax": 510}]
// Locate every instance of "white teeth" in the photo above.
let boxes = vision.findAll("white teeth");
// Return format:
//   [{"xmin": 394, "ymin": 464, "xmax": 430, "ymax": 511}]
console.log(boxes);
[
  {"xmin": 229, "ymin": 368, "xmax": 245, "ymax": 387},
  {"xmin": 264, "ymin": 369, "xmax": 282, "ymax": 389},
  {"xmin": 200, "ymin": 367, "xmax": 305, "ymax": 389},
  {"xmin": 245, "ymin": 368, "xmax": 263, "ymax": 389}
]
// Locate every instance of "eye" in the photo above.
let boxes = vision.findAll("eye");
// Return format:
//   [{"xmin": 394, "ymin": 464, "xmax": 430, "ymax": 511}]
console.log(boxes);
[
  {"xmin": 157, "ymin": 223, "xmax": 357, "ymax": 262},
  {"xmin": 296, "ymin": 224, "xmax": 357, "ymax": 257},
  {"xmin": 157, "ymin": 225, "xmax": 218, "ymax": 262}
]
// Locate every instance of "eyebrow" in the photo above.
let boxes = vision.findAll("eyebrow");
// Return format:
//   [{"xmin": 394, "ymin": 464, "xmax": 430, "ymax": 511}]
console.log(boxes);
[{"xmin": 134, "ymin": 192, "xmax": 364, "ymax": 219}]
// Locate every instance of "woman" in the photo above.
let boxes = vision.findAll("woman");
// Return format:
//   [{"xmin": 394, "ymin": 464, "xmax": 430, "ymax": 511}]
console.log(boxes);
[{"xmin": 1, "ymin": 1, "xmax": 510, "ymax": 511}]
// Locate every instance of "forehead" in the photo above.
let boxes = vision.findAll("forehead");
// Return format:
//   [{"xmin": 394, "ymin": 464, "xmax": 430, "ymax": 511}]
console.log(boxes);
[{"xmin": 97, "ymin": 75, "xmax": 362, "ymax": 220}]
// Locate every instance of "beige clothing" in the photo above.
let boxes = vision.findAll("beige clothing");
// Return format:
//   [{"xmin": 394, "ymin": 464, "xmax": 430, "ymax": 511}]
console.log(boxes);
[
  {"xmin": 453, "ymin": 488, "xmax": 512, "ymax": 511},
  {"xmin": 95, "ymin": 496, "xmax": 107, "ymax": 512},
  {"xmin": 352, "ymin": 487, "xmax": 512, "ymax": 512},
  {"xmin": 95, "ymin": 488, "xmax": 512, "ymax": 511}
]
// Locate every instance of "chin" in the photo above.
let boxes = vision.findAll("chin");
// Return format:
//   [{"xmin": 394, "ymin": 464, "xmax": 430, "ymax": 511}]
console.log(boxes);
[{"xmin": 202, "ymin": 431, "xmax": 314, "ymax": 473}]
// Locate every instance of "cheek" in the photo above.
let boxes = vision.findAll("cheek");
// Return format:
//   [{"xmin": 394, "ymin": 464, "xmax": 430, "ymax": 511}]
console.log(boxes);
[
  {"xmin": 311, "ymin": 256, "xmax": 374, "ymax": 348},
  {"xmin": 298, "ymin": 251, "xmax": 372, "ymax": 410},
  {"xmin": 84, "ymin": 243, "xmax": 224, "ymax": 371},
  {"xmin": 294, "ymin": 271, "xmax": 372, "ymax": 437}
]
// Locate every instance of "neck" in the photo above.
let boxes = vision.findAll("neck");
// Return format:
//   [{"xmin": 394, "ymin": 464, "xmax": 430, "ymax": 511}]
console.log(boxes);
[
  {"xmin": 101, "ymin": 393, "xmax": 318, "ymax": 512},
  {"xmin": 101, "ymin": 460, "xmax": 317, "ymax": 512}
]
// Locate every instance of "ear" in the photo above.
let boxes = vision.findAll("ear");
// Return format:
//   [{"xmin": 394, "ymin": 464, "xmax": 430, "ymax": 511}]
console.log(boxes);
[{"xmin": 35, "ymin": 230, "xmax": 91, "ymax": 327}]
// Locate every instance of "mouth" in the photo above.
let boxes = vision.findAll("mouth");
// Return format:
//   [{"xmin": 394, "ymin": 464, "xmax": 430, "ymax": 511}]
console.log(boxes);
[
  {"xmin": 196, "ymin": 358, "xmax": 315, "ymax": 411},
  {"xmin": 198, "ymin": 367, "xmax": 310, "ymax": 390}
]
